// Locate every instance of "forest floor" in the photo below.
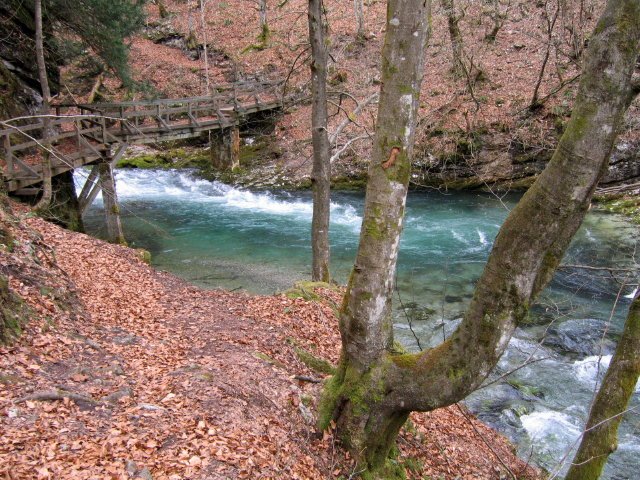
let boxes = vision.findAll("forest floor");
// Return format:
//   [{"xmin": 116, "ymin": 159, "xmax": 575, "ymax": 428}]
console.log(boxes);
[{"xmin": 0, "ymin": 206, "xmax": 540, "ymax": 479}]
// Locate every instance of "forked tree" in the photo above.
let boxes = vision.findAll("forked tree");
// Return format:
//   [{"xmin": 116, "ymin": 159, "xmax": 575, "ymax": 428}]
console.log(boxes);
[{"xmin": 317, "ymin": 0, "xmax": 640, "ymax": 477}]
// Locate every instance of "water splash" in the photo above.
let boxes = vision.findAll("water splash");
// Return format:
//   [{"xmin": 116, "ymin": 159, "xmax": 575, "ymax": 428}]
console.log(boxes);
[
  {"xmin": 573, "ymin": 355, "xmax": 640, "ymax": 392},
  {"xmin": 77, "ymin": 169, "xmax": 363, "ymax": 229},
  {"xmin": 477, "ymin": 228, "xmax": 488, "ymax": 246}
]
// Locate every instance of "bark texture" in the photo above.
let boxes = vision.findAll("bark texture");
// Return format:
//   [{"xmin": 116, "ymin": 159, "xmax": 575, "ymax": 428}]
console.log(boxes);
[
  {"xmin": 34, "ymin": 0, "xmax": 52, "ymax": 211},
  {"xmin": 318, "ymin": 0, "xmax": 431, "ymax": 476},
  {"xmin": 0, "ymin": 194, "xmax": 24, "ymax": 344},
  {"xmin": 353, "ymin": 0, "xmax": 365, "ymax": 41},
  {"xmin": 319, "ymin": 0, "xmax": 640, "ymax": 477},
  {"xmin": 48, "ymin": 171, "xmax": 85, "ymax": 232},
  {"xmin": 565, "ymin": 291, "xmax": 640, "ymax": 480},
  {"xmin": 308, "ymin": 0, "xmax": 331, "ymax": 282},
  {"xmin": 382, "ymin": 0, "xmax": 640, "ymax": 411},
  {"xmin": 98, "ymin": 160, "xmax": 126, "ymax": 245},
  {"xmin": 34, "ymin": 0, "xmax": 51, "ymax": 105},
  {"xmin": 441, "ymin": 0, "xmax": 464, "ymax": 77},
  {"xmin": 258, "ymin": 0, "xmax": 269, "ymax": 42}
]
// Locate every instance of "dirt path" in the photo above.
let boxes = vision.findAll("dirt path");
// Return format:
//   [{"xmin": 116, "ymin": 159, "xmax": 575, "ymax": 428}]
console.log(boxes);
[{"xmin": 1, "ymin": 216, "xmax": 539, "ymax": 479}]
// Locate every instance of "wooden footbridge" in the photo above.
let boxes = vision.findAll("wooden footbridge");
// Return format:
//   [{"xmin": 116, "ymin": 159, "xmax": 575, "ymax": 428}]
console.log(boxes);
[{"xmin": 0, "ymin": 80, "xmax": 283, "ymax": 242}]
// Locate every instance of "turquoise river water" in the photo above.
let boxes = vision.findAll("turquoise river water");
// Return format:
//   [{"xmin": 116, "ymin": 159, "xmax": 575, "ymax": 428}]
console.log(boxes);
[{"xmin": 79, "ymin": 168, "xmax": 639, "ymax": 479}]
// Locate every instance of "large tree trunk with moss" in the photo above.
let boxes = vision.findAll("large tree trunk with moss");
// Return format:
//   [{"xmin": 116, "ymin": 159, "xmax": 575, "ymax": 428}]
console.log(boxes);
[
  {"xmin": 565, "ymin": 291, "xmax": 640, "ymax": 480},
  {"xmin": 0, "ymin": 189, "xmax": 23, "ymax": 344},
  {"xmin": 317, "ymin": 1, "xmax": 431, "ymax": 476},
  {"xmin": 308, "ymin": 0, "xmax": 331, "ymax": 282},
  {"xmin": 318, "ymin": 1, "xmax": 640, "ymax": 477},
  {"xmin": 40, "ymin": 171, "xmax": 85, "ymax": 232}
]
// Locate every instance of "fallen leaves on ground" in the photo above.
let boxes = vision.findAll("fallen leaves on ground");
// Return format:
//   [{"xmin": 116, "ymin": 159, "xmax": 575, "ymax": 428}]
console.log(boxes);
[{"xmin": 1, "ymin": 210, "xmax": 540, "ymax": 479}]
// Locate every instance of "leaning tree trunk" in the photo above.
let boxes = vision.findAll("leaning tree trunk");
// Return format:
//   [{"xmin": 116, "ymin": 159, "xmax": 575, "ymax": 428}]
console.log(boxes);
[
  {"xmin": 308, "ymin": 0, "xmax": 331, "ymax": 282},
  {"xmin": 318, "ymin": 1, "xmax": 640, "ymax": 478},
  {"xmin": 565, "ymin": 291, "xmax": 640, "ymax": 480},
  {"xmin": 34, "ymin": 0, "xmax": 53, "ymax": 211}
]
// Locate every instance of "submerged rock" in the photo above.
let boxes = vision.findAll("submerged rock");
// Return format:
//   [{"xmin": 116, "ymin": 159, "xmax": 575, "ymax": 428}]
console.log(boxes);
[
  {"xmin": 465, "ymin": 383, "xmax": 535, "ymax": 442},
  {"xmin": 542, "ymin": 318, "xmax": 617, "ymax": 357}
]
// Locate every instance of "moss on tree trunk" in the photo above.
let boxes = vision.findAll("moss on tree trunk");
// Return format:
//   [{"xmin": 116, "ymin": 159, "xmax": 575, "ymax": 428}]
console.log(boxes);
[
  {"xmin": 319, "ymin": 1, "xmax": 640, "ymax": 478},
  {"xmin": 565, "ymin": 292, "xmax": 640, "ymax": 480},
  {"xmin": 0, "ymin": 274, "xmax": 26, "ymax": 344},
  {"xmin": 37, "ymin": 170, "xmax": 85, "ymax": 232}
]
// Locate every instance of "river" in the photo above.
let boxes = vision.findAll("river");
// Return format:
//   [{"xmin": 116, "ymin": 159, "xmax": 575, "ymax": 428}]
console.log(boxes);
[{"xmin": 78, "ymin": 168, "xmax": 639, "ymax": 479}]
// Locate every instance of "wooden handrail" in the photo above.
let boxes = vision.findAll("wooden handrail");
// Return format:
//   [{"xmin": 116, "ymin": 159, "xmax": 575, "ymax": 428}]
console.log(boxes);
[{"xmin": 3, "ymin": 84, "xmax": 284, "ymax": 192}]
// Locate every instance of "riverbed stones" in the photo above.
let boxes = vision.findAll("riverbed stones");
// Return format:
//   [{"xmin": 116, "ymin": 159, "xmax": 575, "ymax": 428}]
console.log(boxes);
[{"xmin": 542, "ymin": 318, "xmax": 617, "ymax": 357}]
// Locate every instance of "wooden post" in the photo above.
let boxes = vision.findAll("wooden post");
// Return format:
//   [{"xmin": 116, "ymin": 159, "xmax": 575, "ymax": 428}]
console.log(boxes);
[
  {"xmin": 209, "ymin": 125, "xmax": 240, "ymax": 171},
  {"xmin": 230, "ymin": 125, "xmax": 240, "ymax": 171},
  {"xmin": 2, "ymin": 133, "xmax": 13, "ymax": 177},
  {"xmin": 48, "ymin": 170, "xmax": 85, "ymax": 232},
  {"xmin": 98, "ymin": 156, "xmax": 126, "ymax": 244},
  {"xmin": 78, "ymin": 165, "xmax": 101, "ymax": 214}
]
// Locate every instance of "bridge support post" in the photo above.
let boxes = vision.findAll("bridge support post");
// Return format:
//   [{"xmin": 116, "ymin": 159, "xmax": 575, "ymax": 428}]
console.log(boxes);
[
  {"xmin": 98, "ymin": 159, "xmax": 126, "ymax": 245},
  {"xmin": 210, "ymin": 126, "xmax": 240, "ymax": 171},
  {"xmin": 25, "ymin": 170, "xmax": 85, "ymax": 232},
  {"xmin": 48, "ymin": 171, "xmax": 84, "ymax": 232}
]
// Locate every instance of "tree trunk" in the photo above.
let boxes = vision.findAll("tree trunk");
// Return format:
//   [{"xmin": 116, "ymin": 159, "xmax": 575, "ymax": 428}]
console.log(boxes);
[
  {"xmin": 308, "ymin": 0, "xmax": 331, "ymax": 282},
  {"xmin": 484, "ymin": 0, "xmax": 504, "ymax": 42},
  {"xmin": 441, "ymin": 0, "xmax": 465, "ymax": 77},
  {"xmin": 98, "ymin": 160, "xmax": 126, "ymax": 245},
  {"xmin": 34, "ymin": 0, "xmax": 51, "ymax": 104},
  {"xmin": 34, "ymin": 0, "xmax": 52, "ymax": 211},
  {"xmin": 0, "ymin": 189, "xmax": 23, "ymax": 344},
  {"xmin": 155, "ymin": 0, "xmax": 169, "ymax": 18},
  {"xmin": 318, "ymin": 0, "xmax": 431, "ymax": 475},
  {"xmin": 565, "ymin": 291, "xmax": 640, "ymax": 480},
  {"xmin": 258, "ymin": 0, "xmax": 269, "ymax": 43},
  {"xmin": 353, "ymin": 0, "xmax": 365, "ymax": 41},
  {"xmin": 199, "ymin": 0, "xmax": 210, "ymax": 95},
  {"xmin": 48, "ymin": 171, "xmax": 85, "ymax": 232},
  {"xmin": 319, "ymin": 0, "xmax": 640, "ymax": 477}
]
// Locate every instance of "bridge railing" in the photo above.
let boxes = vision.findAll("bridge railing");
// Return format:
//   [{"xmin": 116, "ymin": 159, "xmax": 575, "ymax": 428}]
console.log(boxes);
[
  {"xmin": 2, "ymin": 80, "xmax": 283, "ymax": 190},
  {"xmin": 52, "ymin": 80, "xmax": 283, "ymax": 141},
  {"xmin": 1, "ymin": 115, "xmax": 111, "ymax": 185}
]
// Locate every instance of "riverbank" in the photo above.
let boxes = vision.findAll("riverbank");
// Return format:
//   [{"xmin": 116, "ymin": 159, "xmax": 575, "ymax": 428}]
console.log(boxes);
[{"xmin": 0, "ymin": 205, "xmax": 540, "ymax": 479}]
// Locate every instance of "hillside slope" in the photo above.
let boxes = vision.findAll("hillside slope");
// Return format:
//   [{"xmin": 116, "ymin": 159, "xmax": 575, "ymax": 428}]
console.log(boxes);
[
  {"xmin": 0, "ymin": 206, "xmax": 540, "ymax": 479},
  {"xmin": 57, "ymin": 0, "xmax": 639, "ymax": 191}
]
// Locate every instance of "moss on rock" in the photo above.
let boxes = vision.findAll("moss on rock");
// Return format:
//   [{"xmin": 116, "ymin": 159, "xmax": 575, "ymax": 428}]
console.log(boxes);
[
  {"xmin": 116, "ymin": 147, "xmax": 211, "ymax": 170},
  {"xmin": 594, "ymin": 195, "xmax": 640, "ymax": 223},
  {"xmin": 0, "ymin": 275, "xmax": 28, "ymax": 344},
  {"xmin": 294, "ymin": 346, "xmax": 336, "ymax": 375}
]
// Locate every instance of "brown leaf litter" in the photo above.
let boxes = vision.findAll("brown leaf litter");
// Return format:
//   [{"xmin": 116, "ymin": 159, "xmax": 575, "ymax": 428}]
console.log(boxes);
[{"xmin": 1, "ymin": 209, "xmax": 540, "ymax": 479}]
